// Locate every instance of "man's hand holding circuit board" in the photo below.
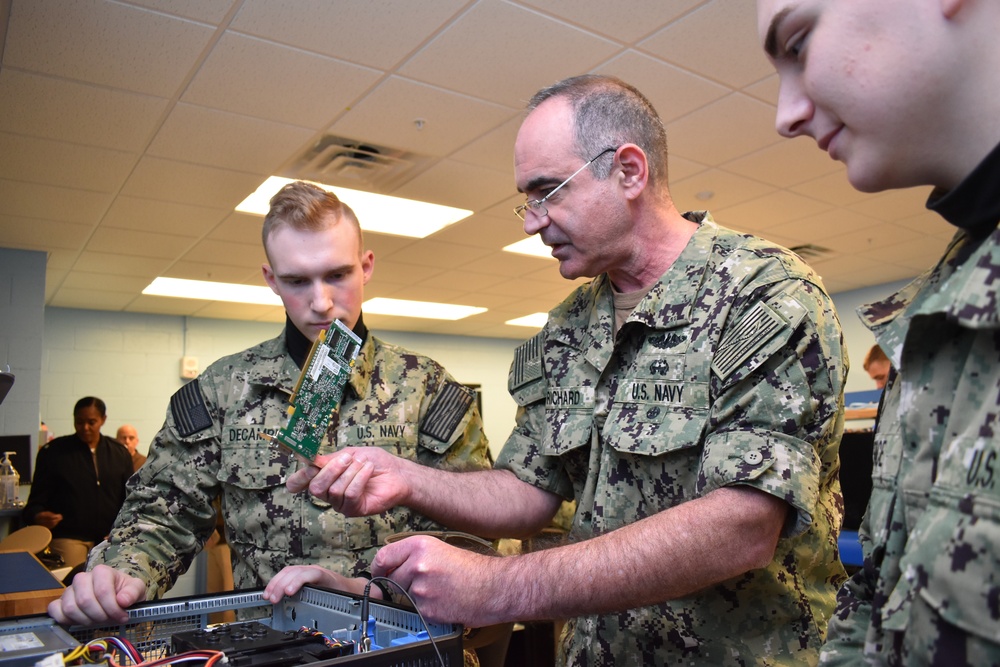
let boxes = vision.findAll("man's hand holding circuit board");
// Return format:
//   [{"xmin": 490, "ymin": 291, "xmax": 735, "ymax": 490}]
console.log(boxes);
[{"xmin": 271, "ymin": 320, "xmax": 362, "ymax": 461}]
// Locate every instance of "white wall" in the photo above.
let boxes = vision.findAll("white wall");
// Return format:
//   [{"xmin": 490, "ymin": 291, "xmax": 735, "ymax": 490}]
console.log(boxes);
[
  {"xmin": 40, "ymin": 308, "xmax": 523, "ymax": 460},
  {"xmin": 828, "ymin": 279, "xmax": 912, "ymax": 396},
  {"xmin": 39, "ymin": 277, "xmax": 913, "ymax": 454}
]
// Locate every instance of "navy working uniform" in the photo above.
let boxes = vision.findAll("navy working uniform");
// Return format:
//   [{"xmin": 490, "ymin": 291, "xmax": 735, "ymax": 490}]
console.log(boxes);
[
  {"xmin": 821, "ymin": 141, "xmax": 1000, "ymax": 665},
  {"xmin": 499, "ymin": 212, "xmax": 848, "ymax": 666},
  {"xmin": 90, "ymin": 318, "xmax": 491, "ymax": 598}
]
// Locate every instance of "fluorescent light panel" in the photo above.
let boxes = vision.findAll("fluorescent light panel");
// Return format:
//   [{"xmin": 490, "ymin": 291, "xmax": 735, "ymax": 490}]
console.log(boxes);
[
  {"xmin": 143, "ymin": 277, "xmax": 281, "ymax": 306},
  {"xmin": 503, "ymin": 236, "xmax": 554, "ymax": 259},
  {"xmin": 506, "ymin": 313, "xmax": 548, "ymax": 328},
  {"xmin": 237, "ymin": 176, "xmax": 472, "ymax": 239},
  {"xmin": 144, "ymin": 279, "xmax": 488, "ymax": 322},
  {"xmin": 363, "ymin": 297, "xmax": 486, "ymax": 321}
]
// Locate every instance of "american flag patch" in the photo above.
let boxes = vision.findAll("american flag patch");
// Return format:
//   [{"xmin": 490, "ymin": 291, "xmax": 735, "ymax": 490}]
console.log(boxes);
[
  {"xmin": 422, "ymin": 382, "xmax": 475, "ymax": 442},
  {"xmin": 712, "ymin": 300, "xmax": 785, "ymax": 380},
  {"xmin": 170, "ymin": 379, "xmax": 213, "ymax": 437},
  {"xmin": 512, "ymin": 333, "xmax": 543, "ymax": 388}
]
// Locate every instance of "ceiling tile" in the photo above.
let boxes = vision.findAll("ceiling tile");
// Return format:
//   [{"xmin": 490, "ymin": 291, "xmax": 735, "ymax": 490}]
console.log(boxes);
[
  {"xmin": 379, "ymin": 239, "xmax": 494, "ymax": 269},
  {"xmin": 206, "ymin": 211, "xmax": 263, "ymax": 243},
  {"xmin": 71, "ymin": 250, "xmax": 172, "ymax": 277},
  {"xmin": 0, "ymin": 132, "xmax": 137, "ymax": 192},
  {"xmin": 330, "ymin": 76, "xmax": 517, "ymax": 158},
  {"xmin": 392, "ymin": 159, "xmax": 514, "ymax": 211},
  {"xmin": 596, "ymin": 51, "xmax": 730, "ymax": 123},
  {"xmin": 148, "ymin": 103, "xmax": 315, "ymax": 174},
  {"xmin": 429, "ymin": 213, "xmax": 526, "ymax": 251},
  {"xmin": 639, "ymin": 0, "xmax": 772, "ymax": 88},
  {"xmin": 449, "ymin": 116, "xmax": 523, "ymax": 173},
  {"xmin": 182, "ymin": 33, "xmax": 383, "ymax": 129},
  {"xmin": 86, "ymin": 227, "xmax": 197, "ymax": 259},
  {"xmin": 398, "ymin": 0, "xmax": 620, "ymax": 106},
  {"xmin": 790, "ymin": 170, "xmax": 873, "ymax": 206},
  {"xmin": 766, "ymin": 209, "xmax": 883, "ymax": 244},
  {"xmin": 671, "ymin": 169, "xmax": 776, "ymax": 212},
  {"xmin": 120, "ymin": 156, "xmax": 265, "ymax": 209},
  {"xmin": 519, "ymin": 0, "xmax": 703, "ymax": 44},
  {"xmin": 61, "ymin": 272, "xmax": 152, "ymax": 293},
  {"xmin": 0, "ymin": 70, "xmax": 169, "ymax": 151},
  {"xmin": 5, "ymin": 0, "xmax": 216, "ymax": 97},
  {"xmin": 179, "ymin": 239, "xmax": 266, "ymax": 269},
  {"xmin": 0, "ymin": 215, "xmax": 93, "ymax": 251},
  {"xmin": 723, "ymin": 136, "xmax": 841, "ymax": 188},
  {"xmin": 124, "ymin": 0, "xmax": 238, "ymax": 24},
  {"xmin": 164, "ymin": 262, "xmax": 262, "ymax": 285},
  {"xmin": 666, "ymin": 92, "xmax": 782, "ymax": 164},
  {"xmin": 0, "ymin": 180, "xmax": 111, "ymax": 225},
  {"xmin": 363, "ymin": 260, "xmax": 442, "ymax": 286},
  {"xmin": 103, "ymin": 197, "xmax": 229, "ymax": 237},
  {"xmin": 713, "ymin": 190, "xmax": 832, "ymax": 233},
  {"xmin": 230, "ymin": 0, "xmax": 468, "ymax": 70},
  {"xmin": 847, "ymin": 187, "xmax": 934, "ymax": 222}
]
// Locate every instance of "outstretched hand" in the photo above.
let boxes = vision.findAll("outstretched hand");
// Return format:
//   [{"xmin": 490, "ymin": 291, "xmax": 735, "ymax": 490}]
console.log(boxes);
[{"xmin": 286, "ymin": 447, "xmax": 411, "ymax": 517}]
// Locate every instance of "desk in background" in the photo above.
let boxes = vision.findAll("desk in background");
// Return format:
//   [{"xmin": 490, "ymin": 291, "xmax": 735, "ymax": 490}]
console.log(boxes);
[{"xmin": 0, "ymin": 551, "xmax": 64, "ymax": 617}]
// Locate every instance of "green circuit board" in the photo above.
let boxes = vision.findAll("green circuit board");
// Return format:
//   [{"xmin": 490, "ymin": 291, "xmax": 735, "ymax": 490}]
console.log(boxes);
[{"xmin": 272, "ymin": 320, "xmax": 362, "ymax": 461}]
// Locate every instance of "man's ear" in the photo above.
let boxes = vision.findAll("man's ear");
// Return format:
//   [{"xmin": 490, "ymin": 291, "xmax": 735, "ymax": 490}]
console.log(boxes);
[
  {"xmin": 262, "ymin": 263, "xmax": 279, "ymax": 294},
  {"xmin": 616, "ymin": 144, "xmax": 649, "ymax": 199}
]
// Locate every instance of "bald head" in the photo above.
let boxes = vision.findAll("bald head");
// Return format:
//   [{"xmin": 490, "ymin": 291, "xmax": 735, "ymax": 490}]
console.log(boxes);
[{"xmin": 116, "ymin": 424, "xmax": 139, "ymax": 454}]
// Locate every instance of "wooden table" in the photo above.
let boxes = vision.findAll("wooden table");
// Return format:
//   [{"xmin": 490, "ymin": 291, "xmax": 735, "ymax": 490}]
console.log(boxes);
[{"xmin": 0, "ymin": 551, "xmax": 64, "ymax": 617}]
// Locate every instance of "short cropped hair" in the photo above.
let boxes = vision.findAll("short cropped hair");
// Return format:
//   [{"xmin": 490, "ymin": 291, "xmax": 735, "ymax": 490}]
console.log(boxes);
[
  {"xmin": 262, "ymin": 181, "xmax": 363, "ymax": 259},
  {"xmin": 527, "ymin": 74, "xmax": 669, "ymax": 192},
  {"xmin": 863, "ymin": 344, "xmax": 889, "ymax": 371}
]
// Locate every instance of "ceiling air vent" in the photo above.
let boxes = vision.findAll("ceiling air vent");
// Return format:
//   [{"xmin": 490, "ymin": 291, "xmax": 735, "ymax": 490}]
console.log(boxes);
[
  {"xmin": 284, "ymin": 135, "xmax": 430, "ymax": 191},
  {"xmin": 788, "ymin": 243, "xmax": 832, "ymax": 261}
]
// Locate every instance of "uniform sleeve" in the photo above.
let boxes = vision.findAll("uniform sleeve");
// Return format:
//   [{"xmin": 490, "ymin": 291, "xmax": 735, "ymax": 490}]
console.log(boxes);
[
  {"xmin": 394, "ymin": 360, "xmax": 491, "ymax": 535},
  {"xmin": 697, "ymin": 277, "xmax": 846, "ymax": 538},
  {"xmin": 89, "ymin": 378, "xmax": 223, "ymax": 599},
  {"xmin": 415, "ymin": 372, "xmax": 491, "ymax": 471},
  {"xmin": 819, "ymin": 564, "xmax": 877, "ymax": 665},
  {"xmin": 495, "ymin": 332, "xmax": 576, "ymax": 500}
]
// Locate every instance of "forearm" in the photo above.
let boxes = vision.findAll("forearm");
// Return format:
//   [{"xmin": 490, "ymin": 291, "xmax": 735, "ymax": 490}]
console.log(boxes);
[
  {"xmin": 483, "ymin": 486, "xmax": 786, "ymax": 622},
  {"xmin": 403, "ymin": 464, "xmax": 561, "ymax": 539}
]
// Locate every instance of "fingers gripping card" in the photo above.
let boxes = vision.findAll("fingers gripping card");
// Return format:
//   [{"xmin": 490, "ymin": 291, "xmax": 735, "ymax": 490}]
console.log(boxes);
[{"xmin": 272, "ymin": 320, "xmax": 362, "ymax": 460}]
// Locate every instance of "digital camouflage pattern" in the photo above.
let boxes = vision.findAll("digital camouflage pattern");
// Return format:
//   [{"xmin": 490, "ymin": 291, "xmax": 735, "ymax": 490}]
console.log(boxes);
[
  {"xmin": 821, "ymin": 219, "xmax": 1000, "ymax": 665},
  {"xmin": 498, "ymin": 213, "xmax": 847, "ymax": 666},
  {"xmin": 90, "ymin": 328, "xmax": 490, "ymax": 599}
]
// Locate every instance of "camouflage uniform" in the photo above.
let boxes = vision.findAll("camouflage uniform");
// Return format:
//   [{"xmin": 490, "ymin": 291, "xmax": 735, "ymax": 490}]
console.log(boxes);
[
  {"xmin": 821, "ymin": 145, "xmax": 1000, "ymax": 666},
  {"xmin": 90, "ymin": 324, "xmax": 490, "ymax": 598},
  {"xmin": 498, "ymin": 212, "xmax": 847, "ymax": 666}
]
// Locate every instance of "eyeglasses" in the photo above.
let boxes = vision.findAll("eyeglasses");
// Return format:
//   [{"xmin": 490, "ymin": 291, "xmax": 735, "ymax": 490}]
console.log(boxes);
[{"xmin": 514, "ymin": 146, "xmax": 618, "ymax": 221}]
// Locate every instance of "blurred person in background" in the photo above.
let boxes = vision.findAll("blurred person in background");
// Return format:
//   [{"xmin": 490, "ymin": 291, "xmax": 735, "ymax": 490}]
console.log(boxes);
[{"xmin": 23, "ymin": 397, "xmax": 133, "ymax": 569}]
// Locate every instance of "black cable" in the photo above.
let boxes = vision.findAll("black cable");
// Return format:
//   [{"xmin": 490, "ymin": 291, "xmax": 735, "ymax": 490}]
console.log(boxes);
[{"xmin": 360, "ymin": 577, "xmax": 446, "ymax": 667}]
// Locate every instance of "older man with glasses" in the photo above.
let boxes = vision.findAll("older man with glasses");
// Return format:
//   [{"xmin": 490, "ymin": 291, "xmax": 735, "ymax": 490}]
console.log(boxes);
[{"xmin": 289, "ymin": 74, "xmax": 848, "ymax": 666}]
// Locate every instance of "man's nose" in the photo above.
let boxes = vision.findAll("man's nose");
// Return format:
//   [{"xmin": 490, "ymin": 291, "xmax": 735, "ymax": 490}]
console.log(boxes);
[
  {"xmin": 522, "ymin": 209, "xmax": 548, "ymax": 236},
  {"xmin": 310, "ymin": 284, "xmax": 333, "ymax": 312},
  {"xmin": 774, "ymin": 76, "xmax": 814, "ymax": 139}
]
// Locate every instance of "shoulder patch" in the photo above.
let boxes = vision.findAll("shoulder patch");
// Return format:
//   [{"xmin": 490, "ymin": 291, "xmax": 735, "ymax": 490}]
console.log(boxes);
[
  {"xmin": 510, "ymin": 332, "xmax": 543, "ymax": 390},
  {"xmin": 712, "ymin": 300, "xmax": 785, "ymax": 380},
  {"xmin": 421, "ymin": 381, "xmax": 475, "ymax": 443},
  {"xmin": 170, "ymin": 379, "xmax": 213, "ymax": 438}
]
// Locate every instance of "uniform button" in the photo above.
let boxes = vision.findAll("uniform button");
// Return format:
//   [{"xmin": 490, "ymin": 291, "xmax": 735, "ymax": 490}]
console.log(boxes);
[
  {"xmin": 646, "ymin": 407, "xmax": 661, "ymax": 419},
  {"xmin": 743, "ymin": 451, "xmax": 763, "ymax": 465}
]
